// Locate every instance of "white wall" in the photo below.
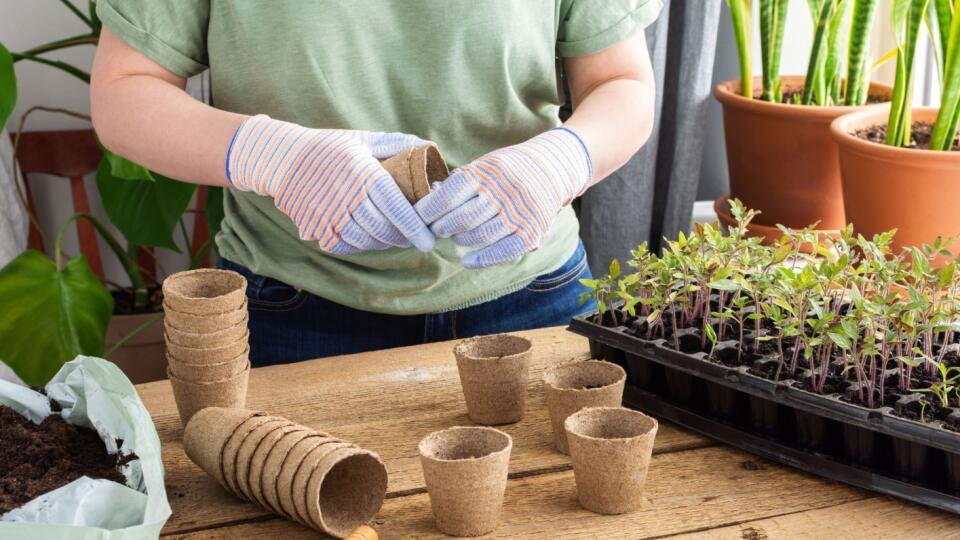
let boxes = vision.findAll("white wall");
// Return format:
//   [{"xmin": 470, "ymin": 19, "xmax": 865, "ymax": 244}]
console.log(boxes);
[{"xmin": 1, "ymin": 0, "xmax": 201, "ymax": 285}]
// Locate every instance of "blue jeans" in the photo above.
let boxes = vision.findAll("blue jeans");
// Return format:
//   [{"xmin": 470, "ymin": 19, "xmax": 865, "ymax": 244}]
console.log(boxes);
[{"xmin": 218, "ymin": 242, "xmax": 596, "ymax": 367}]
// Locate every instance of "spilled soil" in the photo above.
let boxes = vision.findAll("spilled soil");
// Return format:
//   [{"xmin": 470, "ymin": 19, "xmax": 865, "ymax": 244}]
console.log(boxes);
[{"xmin": 0, "ymin": 405, "xmax": 135, "ymax": 513}]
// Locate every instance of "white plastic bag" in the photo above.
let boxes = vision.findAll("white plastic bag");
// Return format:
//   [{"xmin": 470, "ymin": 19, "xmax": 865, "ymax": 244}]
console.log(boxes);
[{"xmin": 0, "ymin": 355, "xmax": 171, "ymax": 539}]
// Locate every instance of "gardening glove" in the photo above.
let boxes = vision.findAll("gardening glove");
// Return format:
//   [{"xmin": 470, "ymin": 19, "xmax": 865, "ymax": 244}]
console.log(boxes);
[
  {"xmin": 226, "ymin": 114, "xmax": 435, "ymax": 254},
  {"xmin": 415, "ymin": 127, "xmax": 592, "ymax": 268}
]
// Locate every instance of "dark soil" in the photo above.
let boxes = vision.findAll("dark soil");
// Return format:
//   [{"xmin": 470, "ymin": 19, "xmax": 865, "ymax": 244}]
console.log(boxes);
[
  {"xmin": 601, "ymin": 306, "xmax": 959, "ymax": 424},
  {"xmin": 748, "ymin": 361, "xmax": 785, "ymax": 380},
  {"xmin": 892, "ymin": 399, "xmax": 953, "ymax": 423},
  {"xmin": 756, "ymin": 89, "xmax": 887, "ymax": 105},
  {"xmin": 0, "ymin": 405, "xmax": 135, "ymax": 514},
  {"xmin": 854, "ymin": 122, "xmax": 960, "ymax": 151},
  {"xmin": 712, "ymin": 346, "xmax": 763, "ymax": 368},
  {"xmin": 839, "ymin": 386, "xmax": 902, "ymax": 409}
]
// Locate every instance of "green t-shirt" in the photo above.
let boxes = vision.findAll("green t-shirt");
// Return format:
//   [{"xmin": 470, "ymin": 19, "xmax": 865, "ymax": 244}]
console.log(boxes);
[{"xmin": 98, "ymin": 0, "xmax": 661, "ymax": 315}]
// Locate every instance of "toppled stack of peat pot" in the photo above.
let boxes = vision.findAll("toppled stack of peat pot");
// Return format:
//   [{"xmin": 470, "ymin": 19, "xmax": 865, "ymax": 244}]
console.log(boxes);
[
  {"xmin": 162, "ymin": 269, "xmax": 250, "ymax": 425},
  {"xmin": 184, "ymin": 407, "xmax": 388, "ymax": 538}
]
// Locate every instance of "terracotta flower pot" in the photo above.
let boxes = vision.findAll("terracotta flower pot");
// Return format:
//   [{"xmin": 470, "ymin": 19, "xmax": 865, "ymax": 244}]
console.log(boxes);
[
  {"xmin": 715, "ymin": 76, "xmax": 891, "ymax": 230},
  {"xmin": 831, "ymin": 107, "xmax": 960, "ymax": 261}
]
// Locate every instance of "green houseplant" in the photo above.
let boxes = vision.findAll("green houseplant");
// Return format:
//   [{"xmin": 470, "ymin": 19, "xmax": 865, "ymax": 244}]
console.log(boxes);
[
  {"xmin": 716, "ymin": 0, "xmax": 892, "ymax": 238},
  {"xmin": 571, "ymin": 199, "xmax": 960, "ymax": 509},
  {"xmin": 831, "ymin": 0, "xmax": 960, "ymax": 259},
  {"xmin": 582, "ymin": 198, "xmax": 960, "ymax": 415},
  {"xmin": 0, "ymin": 0, "xmax": 224, "ymax": 386}
]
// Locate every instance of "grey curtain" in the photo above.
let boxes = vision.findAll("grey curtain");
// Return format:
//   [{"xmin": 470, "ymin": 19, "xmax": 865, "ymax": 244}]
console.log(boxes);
[{"xmin": 576, "ymin": 0, "xmax": 721, "ymax": 273}]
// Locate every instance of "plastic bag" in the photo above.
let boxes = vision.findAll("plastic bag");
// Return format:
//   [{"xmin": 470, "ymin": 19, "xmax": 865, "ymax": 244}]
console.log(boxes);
[{"xmin": 0, "ymin": 355, "xmax": 171, "ymax": 539}]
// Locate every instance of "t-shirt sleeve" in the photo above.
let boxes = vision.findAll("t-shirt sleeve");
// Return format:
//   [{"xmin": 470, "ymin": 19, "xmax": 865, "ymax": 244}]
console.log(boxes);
[
  {"xmin": 556, "ymin": 0, "xmax": 663, "ymax": 57},
  {"xmin": 97, "ymin": 0, "xmax": 210, "ymax": 78}
]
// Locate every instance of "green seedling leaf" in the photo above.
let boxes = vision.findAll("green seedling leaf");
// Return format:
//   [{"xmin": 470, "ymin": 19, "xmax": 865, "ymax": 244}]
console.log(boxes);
[
  {"xmin": 609, "ymin": 259, "xmax": 621, "ymax": 279},
  {"xmin": 0, "ymin": 42, "xmax": 16, "ymax": 131},
  {"xmin": 0, "ymin": 250, "xmax": 113, "ymax": 386},
  {"xmin": 828, "ymin": 331, "xmax": 852, "ymax": 349},
  {"xmin": 709, "ymin": 279, "xmax": 741, "ymax": 292},
  {"xmin": 96, "ymin": 158, "xmax": 196, "ymax": 251}
]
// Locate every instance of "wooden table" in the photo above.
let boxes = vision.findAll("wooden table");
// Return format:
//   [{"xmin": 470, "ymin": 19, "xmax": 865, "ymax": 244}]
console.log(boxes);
[{"xmin": 138, "ymin": 327, "xmax": 960, "ymax": 539}]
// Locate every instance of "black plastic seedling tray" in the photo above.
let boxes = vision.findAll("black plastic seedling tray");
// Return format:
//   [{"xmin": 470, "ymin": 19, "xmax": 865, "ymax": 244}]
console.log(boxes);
[{"xmin": 568, "ymin": 312, "xmax": 960, "ymax": 515}]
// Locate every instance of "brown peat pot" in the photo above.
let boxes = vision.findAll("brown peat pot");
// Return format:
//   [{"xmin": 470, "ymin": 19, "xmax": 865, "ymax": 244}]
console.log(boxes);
[
  {"xmin": 381, "ymin": 143, "xmax": 448, "ymax": 203},
  {"xmin": 832, "ymin": 107, "xmax": 960, "ymax": 261},
  {"xmin": 565, "ymin": 406, "xmax": 658, "ymax": 515},
  {"xmin": 419, "ymin": 426, "xmax": 513, "ymax": 536},
  {"xmin": 715, "ymin": 76, "xmax": 892, "ymax": 230},
  {"xmin": 543, "ymin": 360, "xmax": 626, "ymax": 454}
]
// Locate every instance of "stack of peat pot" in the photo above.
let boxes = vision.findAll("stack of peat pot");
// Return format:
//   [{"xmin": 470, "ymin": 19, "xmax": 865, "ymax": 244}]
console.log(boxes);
[{"xmin": 162, "ymin": 268, "xmax": 250, "ymax": 425}]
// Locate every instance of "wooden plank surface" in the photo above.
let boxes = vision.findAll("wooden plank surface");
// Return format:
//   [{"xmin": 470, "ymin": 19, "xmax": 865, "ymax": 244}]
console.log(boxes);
[
  {"xmin": 666, "ymin": 497, "xmax": 960, "ymax": 540},
  {"xmin": 142, "ymin": 326, "xmax": 959, "ymax": 539},
  {"xmin": 142, "ymin": 327, "xmax": 711, "ymax": 535},
  {"xmin": 171, "ymin": 448, "xmax": 873, "ymax": 539}
]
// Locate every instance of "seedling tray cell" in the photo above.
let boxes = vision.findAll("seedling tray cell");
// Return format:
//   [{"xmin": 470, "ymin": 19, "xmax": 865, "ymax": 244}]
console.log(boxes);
[{"xmin": 569, "ymin": 314, "xmax": 960, "ymax": 515}]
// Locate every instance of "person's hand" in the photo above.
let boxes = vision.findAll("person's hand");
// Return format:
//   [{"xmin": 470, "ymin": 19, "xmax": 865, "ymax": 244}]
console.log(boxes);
[
  {"xmin": 416, "ymin": 127, "xmax": 592, "ymax": 268},
  {"xmin": 226, "ymin": 115, "xmax": 435, "ymax": 254}
]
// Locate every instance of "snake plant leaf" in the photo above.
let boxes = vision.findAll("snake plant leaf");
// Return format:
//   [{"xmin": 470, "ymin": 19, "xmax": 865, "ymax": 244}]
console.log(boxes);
[
  {"xmin": 0, "ymin": 250, "xmax": 113, "ymax": 386},
  {"xmin": 96, "ymin": 158, "xmax": 196, "ymax": 251},
  {"xmin": 0, "ymin": 42, "xmax": 16, "ymax": 131}
]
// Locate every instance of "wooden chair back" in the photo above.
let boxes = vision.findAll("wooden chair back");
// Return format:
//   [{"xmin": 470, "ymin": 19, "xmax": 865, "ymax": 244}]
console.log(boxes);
[{"xmin": 12, "ymin": 129, "xmax": 211, "ymax": 281}]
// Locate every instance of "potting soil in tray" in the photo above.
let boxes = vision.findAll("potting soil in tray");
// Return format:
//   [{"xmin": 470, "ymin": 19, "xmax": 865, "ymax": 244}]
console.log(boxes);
[
  {"xmin": 569, "ymin": 310, "xmax": 960, "ymax": 515},
  {"xmin": 0, "ymin": 405, "xmax": 135, "ymax": 514}
]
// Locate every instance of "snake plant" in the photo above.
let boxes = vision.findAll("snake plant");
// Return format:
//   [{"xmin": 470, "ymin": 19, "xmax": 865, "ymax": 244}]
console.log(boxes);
[
  {"xmin": 885, "ymin": 0, "xmax": 959, "ymax": 150},
  {"xmin": 930, "ymin": 0, "xmax": 959, "ymax": 150},
  {"xmin": 726, "ymin": 0, "xmax": 879, "ymax": 105}
]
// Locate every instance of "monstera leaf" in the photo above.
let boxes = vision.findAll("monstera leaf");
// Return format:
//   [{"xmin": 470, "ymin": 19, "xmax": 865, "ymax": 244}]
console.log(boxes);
[
  {"xmin": 0, "ymin": 250, "xmax": 113, "ymax": 386},
  {"xmin": 103, "ymin": 148, "xmax": 156, "ymax": 182},
  {"xmin": 0, "ymin": 42, "xmax": 15, "ymax": 130},
  {"xmin": 96, "ymin": 158, "xmax": 196, "ymax": 251}
]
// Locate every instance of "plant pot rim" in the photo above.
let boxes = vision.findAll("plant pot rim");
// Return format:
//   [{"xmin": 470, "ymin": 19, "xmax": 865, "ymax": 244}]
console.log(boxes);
[
  {"xmin": 830, "ymin": 106, "xmax": 960, "ymax": 162},
  {"xmin": 418, "ymin": 426, "xmax": 512, "ymax": 463},
  {"xmin": 564, "ymin": 406, "xmax": 658, "ymax": 442},
  {"xmin": 543, "ymin": 360, "xmax": 626, "ymax": 393},
  {"xmin": 714, "ymin": 194, "xmax": 842, "ymax": 237},
  {"xmin": 454, "ymin": 334, "xmax": 532, "ymax": 362},
  {"xmin": 715, "ymin": 76, "xmax": 892, "ymax": 119}
]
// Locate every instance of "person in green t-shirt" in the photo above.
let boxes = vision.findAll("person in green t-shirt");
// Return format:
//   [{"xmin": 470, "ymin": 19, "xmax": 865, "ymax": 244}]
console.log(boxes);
[{"xmin": 90, "ymin": 1, "xmax": 661, "ymax": 365}]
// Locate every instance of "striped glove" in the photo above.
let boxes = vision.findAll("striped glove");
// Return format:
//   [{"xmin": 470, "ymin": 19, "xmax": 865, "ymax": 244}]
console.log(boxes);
[
  {"xmin": 226, "ymin": 115, "xmax": 435, "ymax": 254},
  {"xmin": 415, "ymin": 127, "xmax": 592, "ymax": 268}
]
